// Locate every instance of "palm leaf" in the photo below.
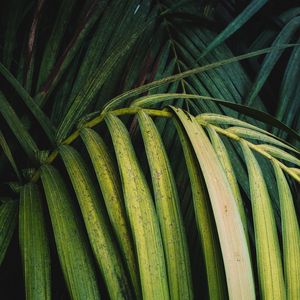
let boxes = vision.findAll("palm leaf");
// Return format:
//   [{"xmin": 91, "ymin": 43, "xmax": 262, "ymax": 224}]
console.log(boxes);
[
  {"xmin": 40, "ymin": 165, "xmax": 101, "ymax": 300},
  {"xmin": 105, "ymin": 113, "xmax": 169, "ymax": 299},
  {"xmin": 0, "ymin": 199, "xmax": 18, "ymax": 265},
  {"xmin": 241, "ymin": 141, "xmax": 285, "ymax": 299},
  {"xmin": 172, "ymin": 107, "xmax": 255, "ymax": 299},
  {"xmin": 80, "ymin": 128, "xmax": 141, "ymax": 299},
  {"xmin": 273, "ymin": 162, "xmax": 300, "ymax": 300},
  {"xmin": 1, "ymin": 1, "xmax": 300, "ymax": 298},
  {"xmin": 19, "ymin": 183, "xmax": 51, "ymax": 300},
  {"xmin": 59, "ymin": 144, "xmax": 133, "ymax": 299},
  {"xmin": 174, "ymin": 118, "xmax": 227, "ymax": 299},
  {"xmin": 138, "ymin": 111, "xmax": 193, "ymax": 299},
  {"xmin": 0, "ymin": 92, "xmax": 38, "ymax": 158}
]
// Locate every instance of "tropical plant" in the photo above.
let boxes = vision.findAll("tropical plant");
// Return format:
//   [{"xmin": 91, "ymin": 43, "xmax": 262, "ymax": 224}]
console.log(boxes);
[{"xmin": 0, "ymin": 0, "xmax": 300, "ymax": 299}]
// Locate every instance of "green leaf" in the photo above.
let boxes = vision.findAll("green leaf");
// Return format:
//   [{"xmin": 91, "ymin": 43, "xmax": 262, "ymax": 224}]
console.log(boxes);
[
  {"xmin": 273, "ymin": 162, "xmax": 300, "ymax": 300},
  {"xmin": 105, "ymin": 113, "xmax": 169, "ymax": 299},
  {"xmin": 59, "ymin": 144, "xmax": 133, "ymax": 300},
  {"xmin": 192, "ymin": 96, "xmax": 300, "ymax": 143},
  {"xmin": 138, "ymin": 111, "xmax": 193, "ymax": 299},
  {"xmin": 35, "ymin": 1, "xmax": 107, "ymax": 107},
  {"xmin": 40, "ymin": 165, "xmax": 101, "ymax": 300},
  {"xmin": 0, "ymin": 63, "xmax": 55, "ymax": 143},
  {"xmin": 103, "ymin": 44, "xmax": 299, "ymax": 112},
  {"xmin": 130, "ymin": 93, "xmax": 202, "ymax": 107},
  {"xmin": 227, "ymin": 126, "xmax": 298, "ymax": 153},
  {"xmin": 0, "ymin": 199, "xmax": 18, "ymax": 265},
  {"xmin": 0, "ymin": 92, "xmax": 38, "ymax": 158},
  {"xmin": 36, "ymin": 0, "xmax": 77, "ymax": 91},
  {"xmin": 246, "ymin": 16, "xmax": 300, "ymax": 107},
  {"xmin": 80, "ymin": 128, "xmax": 141, "ymax": 299},
  {"xmin": 199, "ymin": 0, "xmax": 267, "ymax": 58},
  {"xmin": 276, "ymin": 36, "xmax": 300, "ymax": 122},
  {"xmin": 257, "ymin": 144, "xmax": 300, "ymax": 167},
  {"xmin": 128, "ymin": 91, "xmax": 300, "ymax": 143},
  {"xmin": 19, "ymin": 183, "xmax": 51, "ymax": 300},
  {"xmin": 240, "ymin": 141, "xmax": 285, "ymax": 299},
  {"xmin": 0, "ymin": 129, "xmax": 21, "ymax": 180},
  {"xmin": 56, "ymin": 17, "xmax": 153, "ymax": 142},
  {"xmin": 198, "ymin": 113, "xmax": 270, "ymax": 134},
  {"xmin": 172, "ymin": 107, "xmax": 255, "ymax": 299}
]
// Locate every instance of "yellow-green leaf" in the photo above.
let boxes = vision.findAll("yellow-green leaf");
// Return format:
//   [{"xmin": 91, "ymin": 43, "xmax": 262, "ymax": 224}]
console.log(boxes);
[
  {"xmin": 59, "ymin": 144, "xmax": 133, "ymax": 300},
  {"xmin": 257, "ymin": 144, "xmax": 300, "ymax": 167},
  {"xmin": 105, "ymin": 113, "xmax": 169, "ymax": 300},
  {"xmin": 227, "ymin": 126, "xmax": 297, "ymax": 153},
  {"xmin": 80, "ymin": 128, "xmax": 140, "ymax": 299},
  {"xmin": 240, "ymin": 141, "xmax": 285, "ymax": 299},
  {"xmin": 138, "ymin": 111, "xmax": 193, "ymax": 299},
  {"xmin": 273, "ymin": 162, "xmax": 300, "ymax": 300},
  {"xmin": 40, "ymin": 165, "xmax": 101, "ymax": 300}
]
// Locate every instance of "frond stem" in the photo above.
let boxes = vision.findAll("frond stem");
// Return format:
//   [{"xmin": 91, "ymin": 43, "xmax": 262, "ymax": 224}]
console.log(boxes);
[
  {"xmin": 198, "ymin": 121, "xmax": 300, "ymax": 183},
  {"xmin": 30, "ymin": 108, "xmax": 172, "ymax": 182}
]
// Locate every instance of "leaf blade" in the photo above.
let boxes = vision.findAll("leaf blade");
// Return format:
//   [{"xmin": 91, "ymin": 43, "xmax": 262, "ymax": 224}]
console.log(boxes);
[
  {"xmin": 273, "ymin": 162, "xmax": 300, "ymax": 300},
  {"xmin": 19, "ymin": 183, "xmax": 51, "ymax": 300},
  {"xmin": 80, "ymin": 128, "xmax": 141, "ymax": 299},
  {"xmin": 105, "ymin": 113, "xmax": 169, "ymax": 299},
  {"xmin": 0, "ymin": 200, "xmax": 18, "ymax": 265},
  {"xmin": 138, "ymin": 111, "xmax": 193, "ymax": 299},
  {"xmin": 40, "ymin": 165, "xmax": 101, "ymax": 300},
  {"xmin": 172, "ymin": 107, "xmax": 255, "ymax": 299},
  {"xmin": 59, "ymin": 144, "xmax": 133, "ymax": 300},
  {"xmin": 240, "ymin": 141, "xmax": 285, "ymax": 299}
]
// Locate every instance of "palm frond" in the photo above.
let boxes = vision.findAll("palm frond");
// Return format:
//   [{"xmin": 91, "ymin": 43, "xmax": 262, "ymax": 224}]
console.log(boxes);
[{"xmin": 1, "ymin": 1, "xmax": 300, "ymax": 299}]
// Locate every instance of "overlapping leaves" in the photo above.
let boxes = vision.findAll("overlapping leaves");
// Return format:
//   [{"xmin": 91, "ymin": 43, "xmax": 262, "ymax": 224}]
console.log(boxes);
[{"xmin": 1, "ymin": 0, "xmax": 300, "ymax": 299}]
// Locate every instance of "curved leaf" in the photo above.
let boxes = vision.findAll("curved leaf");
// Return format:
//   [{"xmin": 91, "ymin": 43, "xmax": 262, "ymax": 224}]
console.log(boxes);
[
  {"xmin": 59, "ymin": 144, "xmax": 133, "ymax": 300},
  {"xmin": 199, "ymin": 0, "xmax": 267, "ymax": 58},
  {"xmin": 40, "ymin": 165, "xmax": 101, "ymax": 300},
  {"xmin": 138, "ymin": 111, "xmax": 193, "ymax": 299},
  {"xmin": 80, "ymin": 128, "xmax": 141, "ymax": 299},
  {"xmin": 206, "ymin": 125, "xmax": 249, "ymax": 245},
  {"xmin": 0, "ymin": 129, "xmax": 21, "ymax": 180},
  {"xmin": 0, "ymin": 92, "xmax": 38, "ymax": 158},
  {"xmin": 19, "ymin": 183, "xmax": 51, "ymax": 300},
  {"xmin": 103, "ymin": 44, "xmax": 298, "ymax": 112},
  {"xmin": 240, "ymin": 141, "xmax": 285, "ymax": 299},
  {"xmin": 0, "ymin": 199, "xmax": 17, "ymax": 265},
  {"xmin": 0, "ymin": 62, "xmax": 55, "ymax": 143},
  {"xmin": 273, "ymin": 162, "xmax": 300, "ymax": 300},
  {"xmin": 105, "ymin": 113, "xmax": 169, "ymax": 299},
  {"xmin": 172, "ymin": 107, "xmax": 255, "ymax": 299},
  {"xmin": 174, "ymin": 118, "xmax": 227, "ymax": 299},
  {"xmin": 257, "ymin": 144, "xmax": 300, "ymax": 167}
]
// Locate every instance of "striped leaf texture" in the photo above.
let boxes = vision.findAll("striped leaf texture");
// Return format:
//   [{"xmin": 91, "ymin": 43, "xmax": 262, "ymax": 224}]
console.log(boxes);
[
  {"xmin": 19, "ymin": 183, "xmax": 51, "ymax": 300},
  {"xmin": 0, "ymin": 200, "xmax": 18, "ymax": 265},
  {"xmin": 138, "ymin": 111, "xmax": 193, "ymax": 299},
  {"xmin": 105, "ymin": 113, "xmax": 170, "ymax": 299},
  {"xmin": 80, "ymin": 128, "xmax": 141, "ymax": 298},
  {"xmin": 40, "ymin": 165, "xmax": 101, "ymax": 300},
  {"xmin": 1, "ymin": 1, "xmax": 300, "ymax": 299},
  {"xmin": 59, "ymin": 144, "xmax": 133, "ymax": 299}
]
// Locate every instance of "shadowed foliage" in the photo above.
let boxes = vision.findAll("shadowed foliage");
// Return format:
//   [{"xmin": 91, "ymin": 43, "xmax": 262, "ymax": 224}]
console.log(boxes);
[{"xmin": 0, "ymin": 1, "xmax": 299, "ymax": 299}]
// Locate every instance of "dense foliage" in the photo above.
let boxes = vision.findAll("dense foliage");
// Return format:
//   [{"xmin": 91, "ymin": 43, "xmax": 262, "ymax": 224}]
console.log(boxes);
[{"xmin": 0, "ymin": 0, "xmax": 299, "ymax": 299}]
